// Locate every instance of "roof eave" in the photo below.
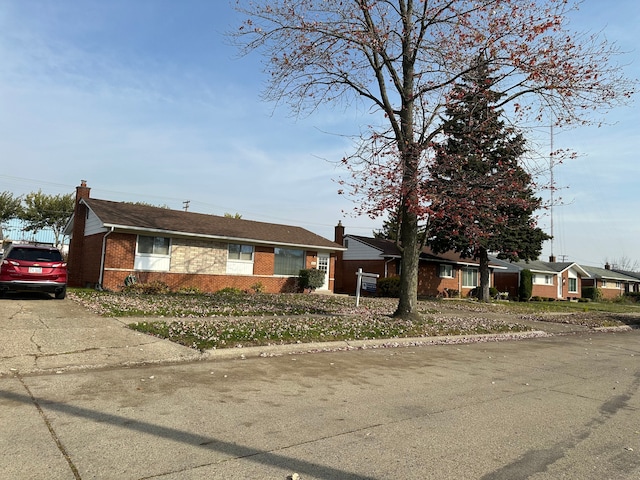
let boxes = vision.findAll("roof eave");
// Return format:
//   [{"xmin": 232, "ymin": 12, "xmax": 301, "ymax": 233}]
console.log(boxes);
[{"xmin": 103, "ymin": 224, "xmax": 346, "ymax": 251}]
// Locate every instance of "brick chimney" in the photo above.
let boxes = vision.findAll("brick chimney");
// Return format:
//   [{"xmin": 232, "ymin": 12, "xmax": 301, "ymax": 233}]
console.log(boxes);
[
  {"xmin": 334, "ymin": 221, "xmax": 346, "ymax": 293},
  {"xmin": 67, "ymin": 180, "xmax": 91, "ymax": 287},
  {"xmin": 605, "ymin": 262, "xmax": 611, "ymax": 270},
  {"xmin": 334, "ymin": 220, "xmax": 345, "ymax": 245},
  {"xmin": 549, "ymin": 255, "xmax": 556, "ymax": 263}
]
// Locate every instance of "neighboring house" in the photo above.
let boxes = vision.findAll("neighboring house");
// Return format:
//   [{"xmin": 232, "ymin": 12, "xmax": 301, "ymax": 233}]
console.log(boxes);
[
  {"xmin": 613, "ymin": 269, "xmax": 640, "ymax": 294},
  {"xmin": 491, "ymin": 257, "xmax": 589, "ymax": 300},
  {"xmin": 582, "ymin": 264, "xmax": 640, "ymax": 298},
  {"xmin": 334, "ymin": 223, "xmax": 500, "ymax": 297},
  {"xmin": 64, "ymin": 182, "xmax": 344, "ymax": 293}
]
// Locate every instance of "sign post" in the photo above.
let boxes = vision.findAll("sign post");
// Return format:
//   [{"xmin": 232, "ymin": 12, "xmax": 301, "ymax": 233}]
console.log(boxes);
[{"xmin": 355, "ymin": 268, "xmax": 380, "ymax": 307}]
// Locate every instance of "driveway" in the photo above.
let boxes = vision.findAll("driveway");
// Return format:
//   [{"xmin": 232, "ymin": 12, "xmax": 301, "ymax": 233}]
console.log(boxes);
[{"xmin": 0, "ymin": 294, "xmax": 202, "ymax": 376}]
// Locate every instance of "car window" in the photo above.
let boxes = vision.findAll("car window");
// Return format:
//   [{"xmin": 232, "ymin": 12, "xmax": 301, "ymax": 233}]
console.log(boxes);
[{"xmin": 7, "ymin": 248, "xmax": 63, "ymax": 262}]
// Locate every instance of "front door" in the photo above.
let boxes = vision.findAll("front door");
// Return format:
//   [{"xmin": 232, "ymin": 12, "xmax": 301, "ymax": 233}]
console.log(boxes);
[{"xmin": 317, "ymin": 253, "xmax": 330, "ymax": 290}]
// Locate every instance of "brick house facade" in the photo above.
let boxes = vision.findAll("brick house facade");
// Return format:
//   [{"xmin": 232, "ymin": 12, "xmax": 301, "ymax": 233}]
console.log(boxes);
[
  {"xmin": 333, "ymin": 223, "xmax": 498, "ymax": 298},
  {"xmin": 491, "ymin": 257, "xmax": 589, "ymax": 300},
  {"xmin": 582, "ymin": 264, "xmax": 640, "ymax": 299},
  {"xmin": 65, "ymin": 182, "xmax": 344, "ymax": 293}
]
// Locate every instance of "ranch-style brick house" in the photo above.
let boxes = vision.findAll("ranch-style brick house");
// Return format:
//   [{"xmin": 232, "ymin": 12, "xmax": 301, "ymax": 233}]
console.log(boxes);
[
  {"xmin": 491, "ymin": 257, "xmax": 589, "ymax": 300},
  {"xmin": 581, "ymin": 264, "xmax": 640, "ymax": 298},
  {"xmin": 64, "ymin": 182, "xmax": 344, "ymax": 293},
  {"xmin": 333, "ymin": 222, "xmax": 501, "ymax": 297}
]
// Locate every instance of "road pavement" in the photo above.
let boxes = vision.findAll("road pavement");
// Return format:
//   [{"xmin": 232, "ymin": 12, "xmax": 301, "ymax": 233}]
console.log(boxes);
[{"xmin": 1, "ymin": 295, "xmax": 639, "ymax": 479}]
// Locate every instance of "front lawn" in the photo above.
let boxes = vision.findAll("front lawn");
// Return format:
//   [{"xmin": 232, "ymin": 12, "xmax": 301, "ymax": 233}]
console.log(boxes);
[{"xmin": 68, "ymin": 289, "xmax": 639, "ymax": 351}]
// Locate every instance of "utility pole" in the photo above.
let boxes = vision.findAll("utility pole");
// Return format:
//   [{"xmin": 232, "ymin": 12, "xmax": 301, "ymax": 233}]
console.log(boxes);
[
  {"xmin": 183, "ymin": 200, "xmax": 190, "ymax": 212},
  {"xmin": 549, "ymin": 124, "xmax": 555, "ymax": 261}
]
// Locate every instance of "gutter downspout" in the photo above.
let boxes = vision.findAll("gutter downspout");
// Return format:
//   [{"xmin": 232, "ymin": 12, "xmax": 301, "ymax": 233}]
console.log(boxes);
[
  {"xmin": 97, "ymin": 227, "xmax": 114, "ymax": 290},
  {"xmin": 384, "ymin": 258, "xmax": 394, "ymax": 278}
]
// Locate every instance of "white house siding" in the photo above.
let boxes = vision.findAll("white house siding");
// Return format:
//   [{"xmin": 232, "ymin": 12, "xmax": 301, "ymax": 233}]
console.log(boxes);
[
  {"xmin": 84, "ymin": 210, "xmax": 108, "ymax": 236},
  {"xmin": 343, "ymin": 238, "xmax": 383, "ymax": 261},
  {"xmin": 170, "ymin": 239, "xmax": 227, "ymax": 275}
]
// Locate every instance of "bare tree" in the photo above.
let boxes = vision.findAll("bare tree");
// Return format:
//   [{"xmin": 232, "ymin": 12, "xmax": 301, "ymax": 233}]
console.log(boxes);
[
  {"xmin": 233, "ymin": 0, "xmax": 635, "ymax": 318},
  {"xmin": 607, "ymin": 256, "xmax": 640, "ymax": 272}
]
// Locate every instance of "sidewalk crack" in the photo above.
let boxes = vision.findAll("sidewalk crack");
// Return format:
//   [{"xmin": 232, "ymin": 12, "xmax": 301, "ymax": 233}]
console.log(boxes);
[{"xmin": 16, "ymin": 374, "xmax": 82, "ymax": 480}]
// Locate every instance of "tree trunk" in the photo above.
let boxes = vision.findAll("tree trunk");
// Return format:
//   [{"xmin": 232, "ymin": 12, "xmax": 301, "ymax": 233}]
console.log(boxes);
[
  {"xmin": 478, "ymin": 248, "xmax": 491, "ymax": 302},
  {"xmin": 393, "ymin": 191, "xmax": 421, "ymax": 320}
]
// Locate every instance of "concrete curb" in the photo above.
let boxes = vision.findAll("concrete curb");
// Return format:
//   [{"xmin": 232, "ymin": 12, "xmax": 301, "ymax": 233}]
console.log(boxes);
[{"xmin": 203, "ymin": 330, "xmax": 551, "ymax": 360}]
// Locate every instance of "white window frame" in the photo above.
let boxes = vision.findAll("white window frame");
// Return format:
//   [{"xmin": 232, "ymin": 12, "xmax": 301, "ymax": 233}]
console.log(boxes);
[
  {"xmin": 228, "ymin": 244, "xmax": 254, "ymax": 261},
  {"xmin": 227, "ymin": 244, "xmax": 254, "ymax": 275},
  {"xmin": 135, "ymin": 235, "xmax": 171, "ymax": 272},
  {"xmin": 462, "ymin": 267, "xmax": 478, "ymax": 288},
  {"xmin": 568, "ymin": 277, "xmax": 578, "ymax": 293},
  {"xmin": 533, "ymin": 274, "xmax": 554, "ymax": 285},
  {"xmin": 439, "ymin": 264, "xmax": 454, "ymax": 279}
]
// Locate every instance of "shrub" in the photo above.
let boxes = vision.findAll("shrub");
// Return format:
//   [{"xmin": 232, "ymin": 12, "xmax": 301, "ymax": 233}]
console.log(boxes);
[
  {"xmin": 625, "ymin": 292, "xmax": 640, "ymax": 303},
  {"xmin": 216, "ymin": 287, "xmax": 245, "ymax": 296},
  {"xmin": 582, "ymin": 286, "xmax": 602, "ymax": 301},
  {"xmin": 298, "ymin": 269, "xmax": 325, "ymax": 291},
  {"xmin": 519, "ymin": 269, "xmax": 533, "ymax": 302},
  {"xmin": 377, "ymin": 276, "xmax": 401, "ymax": 297},
  {"xmin": 250, "ymin": 282, "xmax": 265, "ymax": 294}
]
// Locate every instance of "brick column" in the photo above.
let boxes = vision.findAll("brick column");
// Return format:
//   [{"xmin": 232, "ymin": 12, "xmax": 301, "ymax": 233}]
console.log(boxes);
[{"xmin": 67, "ymin": 180, "xmax": 91, "ymax": 287}]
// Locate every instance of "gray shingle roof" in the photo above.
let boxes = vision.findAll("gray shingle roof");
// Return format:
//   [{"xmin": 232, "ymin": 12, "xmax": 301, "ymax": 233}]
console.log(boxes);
[
  {"xmin": 347, "ymin": 235, "xmax": 499, "ymax": 267},
  {"xmin": 79, "ymin": 198, "xmax": 343, "ymax": 250},
  {"xmin": 582, "ymin": 266, "xmax": 639, "ymax": 282}
]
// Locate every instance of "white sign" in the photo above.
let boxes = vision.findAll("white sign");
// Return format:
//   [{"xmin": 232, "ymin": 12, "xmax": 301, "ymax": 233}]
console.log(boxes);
[{"xmin": 355, "ymin": 268, "xmax": 380, "ymax": 307}]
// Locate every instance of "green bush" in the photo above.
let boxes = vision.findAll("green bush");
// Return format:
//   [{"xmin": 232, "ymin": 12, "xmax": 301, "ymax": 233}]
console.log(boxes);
[
  {"xmin": 377, "ymin": 276, "xmax": 401, "ymax": 297},
  {"xmin": 469, "ymin": 287, "xmax": 499, "ymax": 299},
  {"xmin": 519, "ymin": 269, "xmax": 533, "ymax": 302},
  {"xmin": 625, "ymin": 292, "xmax": 640, "ymax": 303},
  {"xmin": 216, "ymin": 287, "xmax": 245, "ymax": 295},
  {"xmin": 298, "ymin": 269, "xmax": 326, "ymax": 291},
  {"xmin": 582, "ymin": 286, "xmax": 602, "ymax": 301}
]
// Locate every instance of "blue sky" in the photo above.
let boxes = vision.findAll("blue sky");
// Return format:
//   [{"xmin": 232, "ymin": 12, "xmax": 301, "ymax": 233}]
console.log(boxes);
[{"xmin": 0, "ymin": 0, "xmax": 638, "ymax": 267}]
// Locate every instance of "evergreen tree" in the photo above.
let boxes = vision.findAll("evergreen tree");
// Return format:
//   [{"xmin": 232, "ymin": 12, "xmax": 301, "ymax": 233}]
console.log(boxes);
[
  {"xmin": 427, "ymin": 58, "xmax": 550, "ymax": 301},
  {"xmin": 373, "ymin": 209, "xmax": 401, "ymax": 241}
]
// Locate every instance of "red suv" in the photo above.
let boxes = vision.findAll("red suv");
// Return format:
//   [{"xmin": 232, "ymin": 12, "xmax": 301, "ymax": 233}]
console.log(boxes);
[{"xmin": 0, "ymin": 244, "xmax": 67, "ymax": 299}]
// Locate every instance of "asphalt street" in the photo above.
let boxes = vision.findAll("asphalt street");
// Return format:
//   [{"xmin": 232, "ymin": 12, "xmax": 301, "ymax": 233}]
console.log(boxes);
[{"xmin": 1, "ymin": 296, "xmax": 639, "ymax": 479}]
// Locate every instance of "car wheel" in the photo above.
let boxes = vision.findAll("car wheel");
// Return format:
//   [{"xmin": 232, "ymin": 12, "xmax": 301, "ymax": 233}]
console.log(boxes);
[{"xmin": 55, "ymin": 287, "xmax": 67, "ymax": 300}]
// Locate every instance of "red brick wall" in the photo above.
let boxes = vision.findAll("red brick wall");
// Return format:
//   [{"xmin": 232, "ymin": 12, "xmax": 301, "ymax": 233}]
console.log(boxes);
[
  {"xmin": 532, "ymin": 282, "xmax": 558, "ymax": 299},
  {"xmin": 98, "ymin": 234, "xmax": 327, "ymax": 294},
  {"xmin": 102, "ymin": 270, "xmax": 298, "ymax": 293},
  {"xmin": 253, "ymin": 246, "xmax": 274, "ymax": 275},
  {"xmin": 337, "ymin": 259, "xmax": 396, "ymax": 295},
  {"xmin": 104, "ymin": 233, "xmax": 135, "ymax": 269}
]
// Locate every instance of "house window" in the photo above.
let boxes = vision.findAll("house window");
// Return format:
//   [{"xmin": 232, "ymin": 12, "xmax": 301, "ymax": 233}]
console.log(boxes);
[
  {"xmin": 439, "ymin": 264, "xmax": 454, "ymax": 278},
  {"xmin": 135, "ymin": 235, "xmax": 171, "ymax": 271},
  {"xmin": 533, "ymin": 274, "xmax": 553, "ymax": 285},
  {"xmin": 568, "ymin": 278, "xmax": 578, "ymax": 293},
  {"xmin": 137, "ymin": 235, "xmax": 170, "ymax": 255},
  {"xmin": 462, "ymin": 267, "xmax": 478, "ymax": 288},
  {"xmin": 274, "ymin": 248, "xmax": 305, "ymax": 276},
  {"xmin": 228, "ymin": 244, "xmax": 253, "ymax": 261},
  {"xmin": 227, "ymin": 244, "xmax": 254, "ymax": 275},
  {"xmin": 602, "ymin": 279, "xmax": 608, "ymax": 288}
]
